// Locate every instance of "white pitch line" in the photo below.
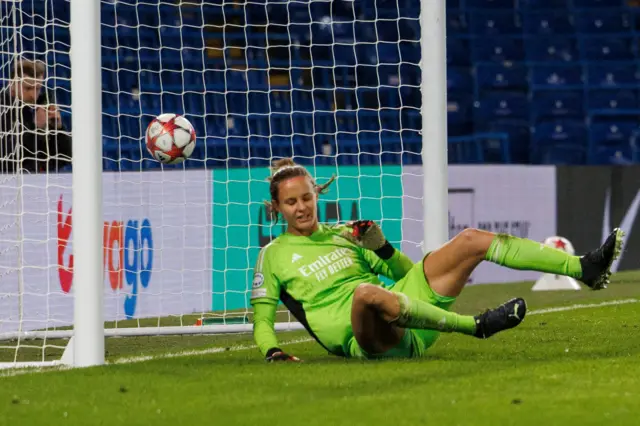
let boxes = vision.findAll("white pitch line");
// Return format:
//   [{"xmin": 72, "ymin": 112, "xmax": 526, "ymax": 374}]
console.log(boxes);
[
  {"xmin": 528, "ymin": 298, "xmax": 638, "ymax": 316},
  {"xmin": 0, "ymin": 336, "xmax": 314, "ymax": 379},
  {"xmin": 111, "ymin": 336, "xmax": 314, "ymax": 365},
  {"xmin": 1, "ymin": 298, "xmax": 638, "ymax": 377}
]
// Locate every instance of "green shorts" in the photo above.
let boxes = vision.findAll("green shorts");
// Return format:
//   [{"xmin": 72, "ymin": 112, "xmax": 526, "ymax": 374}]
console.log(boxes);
[{"xmin": 345, "ymin": 257, "xmax": 456, "ymax": 359}]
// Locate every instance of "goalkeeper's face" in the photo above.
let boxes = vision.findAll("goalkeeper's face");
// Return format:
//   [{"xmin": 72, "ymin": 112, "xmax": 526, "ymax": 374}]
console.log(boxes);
[{"xmin": 275, "ymin": 176, "xmax": 319, "ymax": 236}]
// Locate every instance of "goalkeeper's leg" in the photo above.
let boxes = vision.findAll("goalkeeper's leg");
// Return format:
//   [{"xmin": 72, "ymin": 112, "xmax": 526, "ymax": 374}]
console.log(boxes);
[
  {"xmin": 350, "ymin": 284, "xmax": 525, "ymax": 356},
  {"xmin": 423, "ymin": 227, "xmax": 624, "ymax": 297}
]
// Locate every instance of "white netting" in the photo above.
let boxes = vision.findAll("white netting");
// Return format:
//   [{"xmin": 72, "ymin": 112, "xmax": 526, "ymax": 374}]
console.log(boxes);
[{"xmin": 0, "ymin": 0, "xmax": 423, "ymax": 365}]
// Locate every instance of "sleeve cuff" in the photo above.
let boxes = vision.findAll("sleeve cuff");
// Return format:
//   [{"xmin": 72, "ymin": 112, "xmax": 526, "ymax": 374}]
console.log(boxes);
[{"xmin": 374, "ymin": 241, "xmax": 395, "ymax": 260}]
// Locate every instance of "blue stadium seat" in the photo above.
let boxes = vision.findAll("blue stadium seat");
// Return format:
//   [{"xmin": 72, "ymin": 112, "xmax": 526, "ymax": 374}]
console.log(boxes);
[
  {"xmin": 591, "ymin": 144, "xmax": 637, "ymax": 164},
  {"xmin": 184, "ymin": 93, "xmax": 205, "ymax": 114},
  {"xmin": 519, "ymin": 0, "xmax": 569, "ymax": 9},
  {"xmin": 475, "ymin": 63, "xmax": 528, "ymax": 91},
  {"xmin": 531, "ymin": 91, "xmax": 584, "ymax": 121},
  {"xmin": 204, "ymin": 69, "xmax": 225, "ymax": 90},
  {"xmin": 530, "ymin": 64, "xmax": 584, "ymax": 89},
  {"xmin": 447, "ymin": 39, "xmax": 470, "ymax": 67},
  {"xmin": 227, "ymin": 93, "xmax": 248, "ymax": 115},
  {"xmin": 532, "ymin": 120, "xmax": 588, "ymax": 164},
  {"xmin": 575, "ymin": 10, "xmax": 632, "ymax": 35},
  {"xmin": 469, "ymin": 11, "xmax": 522, "ymax": 35},
  {"xmin": 292, "ymin": 112, "xmax": 314, "ymax": 135},
  {"xmin": 535, "ymin": 144, "xmax": 588, "ymax": 164},
  {"xmin": 140, "ymin": 93, "xmax": 161, "ymax": 113},
  {"xmin": 447, "ymin": 95, "xmax": 473, "ymax": 135},
  {"xmin": 590, "ymin": 123, "xmax": 639, "ymax": 163},
  {"xmin": 465, "ymin": 0, "xmax": 515, "ymax": 8},
  {"xmin": 587, "ymin": 90, "xmax": 639, "ymax": 112},
  {"xmin": 248, "ymin": 92, "xmax": 270, "ymax": 114},
  {"xmin": 471, "ymin": 38, "xmax": 525, "ymax": 63},
  {"xmin": 525, "ymin": 37, "xmax": 579, "ymax": 62},
  {"xmin": 590, "ymin": 122, "xmax": 638, "ymax": 146},
  {"xmin": 270, "ymin": 91, "xmax": 292, "ymax": 113},
  {"xmin": 446, "ymin": 11, "xmax": 468, "ymax": 35},
  {"xmin": 523, "ymin": 12, "xmax": 575, "ymax": 34},
  {"xmin": 119, "ymin": 116, "xmax": 142, "ymax": 141},
  {"xmin": 102, "ymin": 115, "xmax": 119, "ymax": 139},
  {"xmin": 206, "ymin": 116, "xmax": 227, "ymax": 138},
  {"xmin": 447, "ymin": 67, "xmax": 474, "ymax": 93},
  {"xmin": 580, "ymin": 37, "xmax": 635, "ymax": 61},
  {"xmin": 473, "ymin": 92, "xmax": 530, "ymax": 123},
  {"xmin": 485, "ymin": 121, "xmax": 531, "ymax": 163},
  {"xmin": 573, "ymin": 0, "xmax": 626, "ymax": 8},
  {"xmin": 586, "ymin": 63, "xmax": 640, "ymax": 88}
]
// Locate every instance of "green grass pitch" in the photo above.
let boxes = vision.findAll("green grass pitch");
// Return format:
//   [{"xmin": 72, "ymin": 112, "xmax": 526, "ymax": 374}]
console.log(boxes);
[{"xmin": 1, "ymin": 271, "xmax": 640, "ymax": 426}]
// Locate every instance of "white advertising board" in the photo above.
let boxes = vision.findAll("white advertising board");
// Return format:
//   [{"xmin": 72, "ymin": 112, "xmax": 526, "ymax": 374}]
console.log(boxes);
[
  {"xmin": 0, "ymin": 171, "xmax": 211, "ymax": 334},
  {"xmin": 401, "ymin": 165, "xmax": 557, "ymax": 285}
]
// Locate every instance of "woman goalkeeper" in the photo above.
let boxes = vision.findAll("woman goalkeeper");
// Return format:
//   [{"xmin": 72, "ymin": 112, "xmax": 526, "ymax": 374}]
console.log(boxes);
[{"xmin": 251, "ymin": 159, "xmax": 624, "ymax": 362}]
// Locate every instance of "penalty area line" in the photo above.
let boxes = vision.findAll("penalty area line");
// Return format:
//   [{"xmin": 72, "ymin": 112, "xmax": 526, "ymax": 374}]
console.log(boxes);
[{"xmin": 528, "ymin": 298, "xmax": 638, "ymax": 316}]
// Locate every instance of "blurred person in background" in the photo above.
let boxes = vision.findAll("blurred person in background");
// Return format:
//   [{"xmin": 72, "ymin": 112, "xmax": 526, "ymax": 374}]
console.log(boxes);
[{"xmin": 0, "ymin": 58, "xmax": 72, "ymax": 174}]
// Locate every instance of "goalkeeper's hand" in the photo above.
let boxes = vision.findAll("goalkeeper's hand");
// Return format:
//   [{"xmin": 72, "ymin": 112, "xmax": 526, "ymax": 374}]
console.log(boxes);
[
  {"xmin": 341, "ymin": 220, "xmax": 395, "ymax": 260},
  {"xmin": 265, "ymin": 348, "xmax": 301, "ymax": 363}
]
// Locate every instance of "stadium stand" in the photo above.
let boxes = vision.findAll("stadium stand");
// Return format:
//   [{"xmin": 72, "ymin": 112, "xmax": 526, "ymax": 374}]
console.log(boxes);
[{"xmin": 6, "ymin": 0, "xmax": 640, "ymax": 167}]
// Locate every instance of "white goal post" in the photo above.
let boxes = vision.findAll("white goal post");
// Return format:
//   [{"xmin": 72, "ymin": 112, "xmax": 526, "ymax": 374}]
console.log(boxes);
[{"xmin": 0, "ymin": 0, "xmax": 447, "ymax": 369}]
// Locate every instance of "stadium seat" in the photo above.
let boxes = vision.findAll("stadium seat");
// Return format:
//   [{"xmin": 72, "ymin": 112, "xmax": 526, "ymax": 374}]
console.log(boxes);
[
  {"xmin": 530, "ymin": 64, "xmax": 584, "ymax": 89},
  {"xmin": 447, "ymin": 95, "xmax": 473, "ymax": 135},
  {"xmin": 531, "ymin": 91, "xmax": 584, "ymax": 121},
  {"xmin": 587, "ymin": 90, "xmax": 639, "ymax": 112},
  {"xmin": 574, "ymin": 9, "xmax": 632, "ymax": 35},
  {"xmin": 591, "ymin": 143, "xmax": 638, "ymax": 164},
  {"xmin": 446, "ymin": 11, "xmax": 468, "ymax": 35},
  {"xmin": 580, "ymin": 37, "xmax": 635, "ymax": 61},
  {"xmin": 447, "ymin": 39, "xmax": 470, "ymax": 66},
  {"xmin": 469, "ymin": 11, "xmax": 522, "ymax": 35},
  {"xmin": 485, "ymin": 120, "xmax": 531, "ymax": 163},
  {"xmin": 470, "ymin": 37, "xmax": 525, "ymax": 63},
  {"xmin": 573, "ymin": 0, "xmax": 626, "ymax": 7},
  {"xmin": 475, "ymin": 63, "xmax": 528, "ymax": 91},
  {"xmin": 525, "ymin": 37, "xmax": 579, "ymax": 62},
  {"xmin": 589, "ymin": 121, "xmax": 640, "ymax": 164},
  {"xmin": 532, "ymin": 120, "xmax": 588, "ymax": 164},
  {"xmin": 534, "ymin": 144, "xmax": 588, "ymax": 164},
  {"xmin": 523, "ymin": 12, "xmax": 575, "ymax": 35},
  {"xmin": 586, "ymin": 63, "xmax": 640, "ymax": 88},
  {"xmin": 518, "ymin": 0, "xmax": 568, "ymax": 9},
  {"xmin": 473, "ymin": 92, "xmax": 530, "ymax": 123},
  {"xmin": 465, "ymin": 0, "xmax": 515, "ymax": 8},
  {"xmin": 447, "ymin": 67, "xmax": 474, "ymax": 93}
]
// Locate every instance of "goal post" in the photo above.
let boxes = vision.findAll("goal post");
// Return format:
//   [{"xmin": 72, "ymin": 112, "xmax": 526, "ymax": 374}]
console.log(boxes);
[
  {"xmin": 421, "ymin": 0, "xmax": 448, "ymax": 253},
  {"xmin": 0, "ymin": 0, "xmax": 448, "ymax": 369},
  {"xmin": 70, "ymin": 0, "xmax": 105, "ymax": 368}
]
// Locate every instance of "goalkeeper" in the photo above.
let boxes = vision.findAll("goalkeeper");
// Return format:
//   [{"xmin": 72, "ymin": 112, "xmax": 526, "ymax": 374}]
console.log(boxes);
[{"xmin": 251, "ymin": 159, "xmax": 624, "ymax": 362}]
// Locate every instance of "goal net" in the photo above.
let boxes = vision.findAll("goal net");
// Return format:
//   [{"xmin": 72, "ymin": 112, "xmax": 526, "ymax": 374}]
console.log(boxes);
[{"xmin": 0, "ymin": 0, "xmax": 425, "ymax": 367}]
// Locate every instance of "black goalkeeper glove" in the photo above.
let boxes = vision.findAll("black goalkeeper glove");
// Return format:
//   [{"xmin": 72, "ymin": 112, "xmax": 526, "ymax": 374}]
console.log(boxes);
[
  {"xmin": 265, "ymin": 348, "xmax": 301, "ymax": 362},
  {"xmin": 341, "ymin": 220, "xmax": 396, "ymax": 260}
]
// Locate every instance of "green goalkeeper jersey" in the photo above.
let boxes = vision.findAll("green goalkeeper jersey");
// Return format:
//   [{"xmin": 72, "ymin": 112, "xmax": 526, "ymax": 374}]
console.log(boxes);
[{"xmin": 250, "ymin": 223, "xmax": 414, "ymax": 357}]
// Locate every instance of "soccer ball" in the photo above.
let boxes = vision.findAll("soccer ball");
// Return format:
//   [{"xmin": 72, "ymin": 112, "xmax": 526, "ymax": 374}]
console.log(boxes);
[
  {"xmin": 145, "ymin": 113, "xmax": 196, "ymax": 164},
  {"xmin": 543, "ymin": 236, "xmax": 575, "ymax": 255}
]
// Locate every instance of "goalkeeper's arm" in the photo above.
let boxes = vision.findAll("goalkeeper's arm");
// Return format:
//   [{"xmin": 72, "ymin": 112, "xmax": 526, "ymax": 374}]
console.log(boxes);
[{"xmin": 253, "ymin": 301, "xmax": 300, "ymax": 362}]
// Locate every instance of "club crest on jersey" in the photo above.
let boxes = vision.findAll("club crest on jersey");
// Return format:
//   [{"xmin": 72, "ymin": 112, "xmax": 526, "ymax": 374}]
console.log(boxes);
[{"xmin": 252, "ymin": 273, "xmax": 265, "ymax": 289}]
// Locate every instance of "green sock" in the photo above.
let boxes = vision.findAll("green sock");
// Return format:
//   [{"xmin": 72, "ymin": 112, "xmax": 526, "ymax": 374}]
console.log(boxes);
[
  {"xmin": 393, "ymin": 293, "xmax": 476, "ymax": 335},
  {"xmin": 485, "ymin": 234, "xmax": 582, "ymax": 278}
]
